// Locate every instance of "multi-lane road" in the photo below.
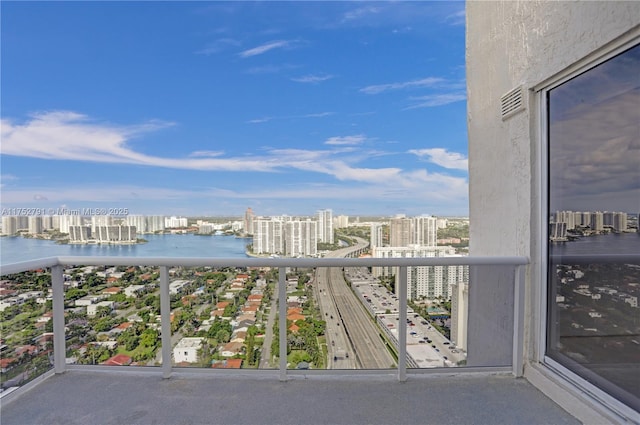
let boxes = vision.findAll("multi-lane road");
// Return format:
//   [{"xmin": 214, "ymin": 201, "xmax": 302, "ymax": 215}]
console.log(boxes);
[{"xmin": 316, "ymin": 242, "xmax": 396, "ymax": 369}]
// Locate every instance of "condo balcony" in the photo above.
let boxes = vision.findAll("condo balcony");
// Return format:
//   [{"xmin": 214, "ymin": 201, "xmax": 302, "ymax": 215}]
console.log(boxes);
[{"xmin": 0, "ymin": 255, "xmax": 584, "ymax": 424}]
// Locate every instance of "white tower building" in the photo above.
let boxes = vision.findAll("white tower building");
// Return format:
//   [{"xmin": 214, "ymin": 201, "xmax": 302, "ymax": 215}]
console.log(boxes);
[{"xmin": 317, "ymin": 209, "xmax": 334, "ymax": 244}]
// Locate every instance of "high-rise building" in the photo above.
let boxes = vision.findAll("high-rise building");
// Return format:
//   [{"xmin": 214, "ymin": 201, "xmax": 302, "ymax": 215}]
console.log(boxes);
[
  {"xmin": 317, "ymin": 209, "xmax": 333, "ymax": 244},
  {"xmin": 244, "ymin": 207, "xmax": 255, "ymax": 235},
  {"xmin": 590, "ymin": 211, "xmax": 604, "ymax": 232},
  {"xmin": 613, "ymin": 212, "xmax": 628, "ymax": 232},
  {"xmin": 91, "ymin": 215, "xmax": 114, "ymax": 234},
  {"xmin": 284, "ymin": 219, "xmax": 317, "ymax": 257},
  {"xmin": 69, "ymin": 225, "xmax": 91, "ymax": 242},
  {"xmin": 390, "ymin": 215, "xmax": 438, "ymax": 247},
  {"xmin": 252, "ymin": 218, "xmax": 284, "ymax": 255},
  {"xmin": 94, "ymin": 225, "xmax": 137, "ymax": 242},
  {"xmin": 41, "ymin": 215, "xmax": 53, "ymax": 231},
  {"xmin": 126, "ymin": 215, "xmax": 148, "ymax": 233},
  {"xmin": 370, "ymin": 223, "xmax": 384, "ymax": 248},
  {"xmin": 16, "ymin": 216, "xmax": 28, "ymax": 231},
  {"xmin": 580, "ymin": 212, "xmax": 591, "ymax": 227},
  {"xmin": 146, "ymin": 215, "xmax": 165, "ymax": 233},
  {"xmin": 413, "ymin": 216, "xmax": 437, "ymax": 247},
  {"xmin": 555, "ymin": 211, "xmax": 576, "ymax": 230},
  {"xmin": 27, "ymin": 216, "xmax": 43, "ymax": 235},
  {"xmin": 450, "ymin": 280, "xmax": 469, "ymax": 351},
  {"xmin": 165, "ymin": 216, "xmax": 188, "ymax": 228},
  {"xmin": 334, "ymin": 215, "xmax": 349, "ymax": 229},
  {"xmin": 1, "ymin": 216, "xmax": 17, "ymax": 235},
  {"xmin": 389, "ymin": 216, "xmax": 412, "ymax": 247},
  {"xmin": 549, "ymin": 222, "xmax": 567, "ymax": 241},
  {"xmin": 372, "ymin": 245, "xmax": 465, "ymax": 300},
  {"xmin": 57, "ymin": 215, "xmax": 83, "ymax": 234}
]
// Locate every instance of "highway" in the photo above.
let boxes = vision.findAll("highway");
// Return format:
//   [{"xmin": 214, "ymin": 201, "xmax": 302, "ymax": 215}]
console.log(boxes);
[{"xmin": 316, "ymin": 241, "xmax": 396, "ymax": 369}]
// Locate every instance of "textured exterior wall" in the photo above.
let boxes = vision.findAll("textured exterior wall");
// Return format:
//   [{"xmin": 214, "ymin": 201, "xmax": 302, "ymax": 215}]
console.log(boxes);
[
  {"xmin": 467, "ymin": 0, "xmax": 640, "ymax": 258},
  {"xmin": 466, "ymin": 0, "xmax": 639, "ymax": 382}
]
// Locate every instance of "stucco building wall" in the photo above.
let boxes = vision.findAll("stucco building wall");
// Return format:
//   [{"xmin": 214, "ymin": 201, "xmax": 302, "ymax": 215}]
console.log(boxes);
[{"xmin": 466, "ymin": 2, "xmax": 639, "ymax": 421}]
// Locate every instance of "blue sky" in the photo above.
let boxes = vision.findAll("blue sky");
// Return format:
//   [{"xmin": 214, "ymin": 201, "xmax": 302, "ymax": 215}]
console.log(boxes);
[{"xmin": 1, "ymin": 1, "xmax": 468, "ymax": 218}]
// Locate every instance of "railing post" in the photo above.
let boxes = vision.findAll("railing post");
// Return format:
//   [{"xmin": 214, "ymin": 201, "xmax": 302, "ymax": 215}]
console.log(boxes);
[
  {"xmin": 278, "ymin": 267, "xmax": 288, "ymax": 381},
  {"xmin": 398, "ymin": 266, "xmax": 407, "ymax": 382},
  {"xmin": 512, "ymin": 265, "xmax": 525, "ymax": 377},
  {"xmin": 51, "ymin": 264, "xmax": 66, "ymax": 374},
  {"xmin": 160, "ymin": 266, "xmax": 172, "ymax": 379}
]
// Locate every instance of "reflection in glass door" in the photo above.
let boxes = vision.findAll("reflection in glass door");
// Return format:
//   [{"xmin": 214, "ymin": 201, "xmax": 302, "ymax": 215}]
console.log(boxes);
[{"xmin": 547, "ymin": 44, "xmax": 640, "ymax": 411}]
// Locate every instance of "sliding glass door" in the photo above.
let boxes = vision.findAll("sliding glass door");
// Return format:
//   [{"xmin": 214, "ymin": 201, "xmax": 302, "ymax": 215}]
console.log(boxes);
[{"xmin": 546, "ymin": 44, "xmax": 640, "ymax": 412}]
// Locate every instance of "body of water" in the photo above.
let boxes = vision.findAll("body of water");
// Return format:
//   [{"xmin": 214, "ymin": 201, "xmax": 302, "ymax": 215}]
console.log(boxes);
[
  {"xmin": 2, "ymin": 231, "xmax": 637, "ymax": 266},
  {"xmin": 0, "ymin": 234, "xmax": 252, "ymax": 265},
  {"xmin": 550, "ymin": 231, "xmax": 640, "ymax": 256}
]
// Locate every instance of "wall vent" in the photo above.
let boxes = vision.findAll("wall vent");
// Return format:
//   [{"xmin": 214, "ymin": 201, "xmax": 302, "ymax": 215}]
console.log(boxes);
[{"xmin": 500, "ymin": 86, "xmax": 525, "ymax": 120}]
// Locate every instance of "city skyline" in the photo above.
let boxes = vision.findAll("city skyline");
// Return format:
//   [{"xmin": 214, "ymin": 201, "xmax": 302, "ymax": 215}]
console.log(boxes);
[{"xmin": 1, "ymin": 2, "xmax": 469, "ymax": 217}]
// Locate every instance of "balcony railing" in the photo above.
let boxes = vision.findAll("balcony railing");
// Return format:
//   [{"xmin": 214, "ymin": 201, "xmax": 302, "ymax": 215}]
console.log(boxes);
[{"xmin": 0, "ymin": 255, "xmax": 528, "ymax": 393}]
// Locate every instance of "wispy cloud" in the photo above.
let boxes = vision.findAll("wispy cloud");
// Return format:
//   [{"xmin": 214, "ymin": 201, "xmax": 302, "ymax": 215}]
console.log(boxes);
[
  {"xmin": 188, "ymin": 150, "xmax": 224, "ymax": 158},
  {"xmin": 360, "ymin": 77, "xmax": 444, "ymax": 94},
  {"xmin": 1, "ymin": 111, "xmax": 469, "ymax": 212},
  {"xmin": 1, "ymin": 173, "xmax": 468, "ymax": 212},
  {"xmin": 324, "ymin": 135, "xmax": 366, "ymax": 146},
  {"xmin": 195, "ymin": 38, "xmax": 241, "ymax": 55},
  {"xmin": 405, "ymin": 93, "xmax": 466, "ymax": 109},
  {"xmin": 445, "ymin": 9, "xmax": 466, "ymax": 26},
  {"xmin": 239, "ymin": 40, "xmax": 293, "ymax": 58},
  {"xmin": 247, "ymin": 117, "xmax": 273, "ymax": 124},
  {"xmin": 244, "ymin": 63, "xmax": 300, "ymax": 75},
  {"xmin": 0, "ymin": 111, "xmax": 275, "ymax": 172},
  {"xmin": 0, "ymin": 174, "xmax": 18, "ymax": 189},
  {"xmin": 304, "ymin": 112, "xmax": 333, "ymax": 118},
  {"xmin": 291, "ymin": 74, "xmax": 334, "ymax": 84},
  {"xmin": 341, "ymin": 6, "xmax": 382, "ymax": 23},
  {"xmin": 246, "ymin": 111, "xmax": 333, "ymax": 124},
  {"xmin": 409, "ymin": 148, "xmax": 468, "ymax": 171}
]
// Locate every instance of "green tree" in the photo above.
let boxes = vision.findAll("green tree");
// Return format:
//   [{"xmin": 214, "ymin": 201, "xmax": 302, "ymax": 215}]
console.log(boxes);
[
  {"xmin": 140, "ymin": 328, "xmax": 158, "ymax": 348},
  {"xmin": 215, "ymin": 329, "xmax": 230, "ymax": 344}
]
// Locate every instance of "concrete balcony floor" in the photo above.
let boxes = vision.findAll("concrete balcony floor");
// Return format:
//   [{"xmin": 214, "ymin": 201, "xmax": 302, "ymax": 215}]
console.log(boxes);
[{"xmin": 1, "ymin": 369, "xmax": 580, "ymax": 425}]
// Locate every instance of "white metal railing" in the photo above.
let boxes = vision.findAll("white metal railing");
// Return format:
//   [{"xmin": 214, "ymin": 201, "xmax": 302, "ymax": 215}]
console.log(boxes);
[{"xmin": 0, "ymin": 255, "xmax": 529, "ymax": 381}]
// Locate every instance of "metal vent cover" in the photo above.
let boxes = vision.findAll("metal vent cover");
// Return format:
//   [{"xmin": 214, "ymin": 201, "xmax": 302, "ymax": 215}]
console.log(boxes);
[{"xmin": 501, "ymin": 86, "xmax": 525, "ymax": 120}]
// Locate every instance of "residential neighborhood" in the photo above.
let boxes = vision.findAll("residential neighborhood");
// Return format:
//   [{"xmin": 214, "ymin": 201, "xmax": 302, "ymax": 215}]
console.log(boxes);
[{"xmin": 1, "ymin": 263, "xmax": 328, "ymax": 390}]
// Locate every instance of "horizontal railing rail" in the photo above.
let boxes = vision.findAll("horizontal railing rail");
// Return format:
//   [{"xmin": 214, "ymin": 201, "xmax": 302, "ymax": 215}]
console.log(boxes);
[
  {"xmin": 1, "ymin": 255, "xmax": 529, "ymax": 274},
  {"xmin": 0, "ymin": 255, "xmax": 529, "ymax": 382}
]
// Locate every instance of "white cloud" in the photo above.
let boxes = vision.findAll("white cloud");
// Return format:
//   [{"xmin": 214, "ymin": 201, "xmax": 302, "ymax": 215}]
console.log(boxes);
[
  {"xmin": 324, "ymin": 135, "xmax": 366, "ymax": 146},
  {"xmin": 195, "ymin": 38, "xmax": 241, "ymax": 55},
  {"xmin": 247, "ymin": 117, "xmax": 273, "ymax": 124},
  {"xmin": 0, "ymin": 174, "xmax": 18, "ymax": 189},
  {"xmin": 188, "ymin": 150, "xmax": 224, "ymax": 158},
  {"xmin": 1, "ymin": 111, "xmax": 469, "ymax": 213},
  {"xmin": 1, "ymin": 174, "xmax": 468, "ymax": 211},
  {"xmin": 360, "ymin": 77, "xmax": 443, "ymax": 94},
  {"xmin": 409, "ymin": 148, "xmax": 468, "ymax": 171},
  {"xmin": 291, "ymin": 74, "xmax": 334, "ymax": 84},
  {"xmin": 445, "ymin": 9, "xmax": 466, "ymax": 26},
  {"xmin": 247, "ymin": 112, "xmax": 333, "ymax": 124},
  {"xmin": 341, "ymin": 6, "xmax": 382, "ymax": 23},
  {"xmin": 405, "ymin": 93, "xmax": 466, "ymax": 109},
  {"xmin": 239, "ymin": 40, "xmax": 293, "ymax": 58},
  {"xmin": 1, "ymin": 111, "xmax": 276, "ymax": 172},
  {"xmin": 303, "ymin": 112, "xmax": 333, "ymax": 118}
]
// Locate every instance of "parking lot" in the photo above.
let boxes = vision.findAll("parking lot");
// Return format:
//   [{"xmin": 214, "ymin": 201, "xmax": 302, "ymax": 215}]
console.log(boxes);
[{"xmin": 346, "ymin": 268, "xmax": 467, "ymax": 368}]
